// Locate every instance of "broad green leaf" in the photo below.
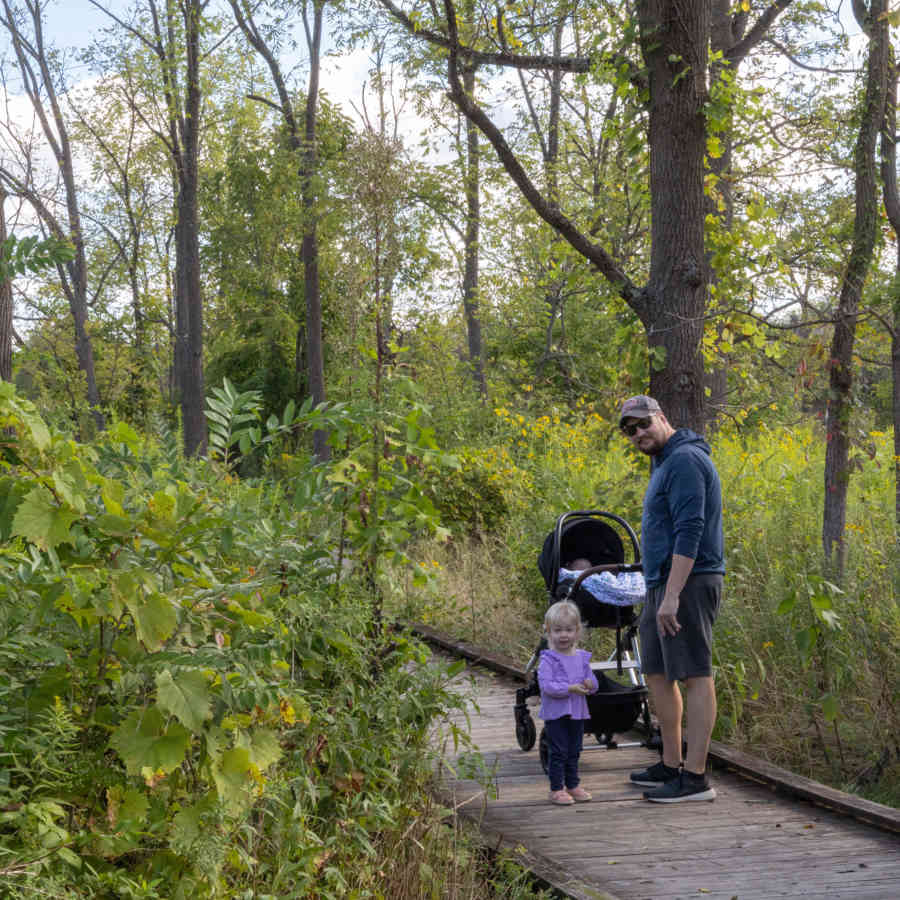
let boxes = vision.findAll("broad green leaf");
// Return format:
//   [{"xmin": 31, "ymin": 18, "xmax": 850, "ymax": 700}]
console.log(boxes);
[
  {"xmin": 125, "ymin": 593, "xmax": 177, "ymax": 651},
  {"xmin": 171, "ymin": 801, "xmax": 205, "ymax": 850},
  {"xmin": 11, "ymin": 487, "xmax": 79, "ymax": 549},
  {"xmin": 776, "ymin": 593, "xmax": 796, "ymax": 615},
  {"xmin": 106, "ymin": 421, "xmax": 141, "ymax": 452},
  {"xmin": 100, "ymin": 479, "xmax": 125, "ymax": 516},
  {"xmin": 110, "ymin": 706, "xmax": 191, "ymax": 776},
  {"xmin": 56, "ymin": 847, "xmax": 82, "ymax": 869},
  {"xmin": 0, "ymin": 383, "xmax": 51, "ymax": 450},
  {"xmin": 156, "ymin": 669, "xmax": 211, "ymax": 732},
  {"xmin": 52, "ymin": 460, "xmax": 88, "ymax": 512},
  {"xmin": 212, "ymin": 746, "xmax": 254, "ymax": 814},
  {"xmin": 795, "ymin": 626, "xmax": 817, "ymax": 662},
  {"xmin": 227, "ymin": 600, "xmax": 271, "ymax": 628},
  {"xmin": 118, "ymin": 788, "xmax": 150, "ymax": 826},
  {"xmin": 240, "ymin": 728, "xmax": 282, "ymax": 771},
  {"xmin": 445, "ymin": 659, "xmax": 466, "ymax": 678},
  {"xmin": 203, "ymin": 724, "xmax": 228, "ymax": 766},
  {"xmin": 0, "ymin": 476, "xmax": 29, "ymax": 541},
  {"xmin": 821, "ymin": 693, "xmax": 839, "ymax": 723},
  {"xmin": 95, "ymin": 513, "xmax": 133, "ymax": 536}
]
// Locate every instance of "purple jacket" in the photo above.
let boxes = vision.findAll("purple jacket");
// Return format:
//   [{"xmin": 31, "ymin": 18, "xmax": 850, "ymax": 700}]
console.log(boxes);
[{"xmin": 537, "ymin": 649, "xmax": 598, "ymax": 721}]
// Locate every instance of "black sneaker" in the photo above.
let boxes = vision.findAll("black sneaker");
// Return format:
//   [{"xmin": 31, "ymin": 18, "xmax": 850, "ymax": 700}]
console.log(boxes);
[
  {"xmin": 629, "ymin": 761, "xmax": 680, "ymax": 787},
  {"xmin": 643, "ymin": 770, "xmax": 716, "ymax": 803}
]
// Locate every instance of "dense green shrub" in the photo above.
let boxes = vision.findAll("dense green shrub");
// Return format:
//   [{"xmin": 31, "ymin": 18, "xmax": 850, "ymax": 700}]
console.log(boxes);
[{"xmin": 0, "ymin": 384, "xmax": 479, "ymax": 897}]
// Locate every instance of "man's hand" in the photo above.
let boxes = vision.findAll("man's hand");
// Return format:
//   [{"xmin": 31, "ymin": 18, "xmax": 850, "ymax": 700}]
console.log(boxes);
[
  {"xmin": 657, "ymin": 592, "xmax": 681, "ymax": 637},
  {"xmin": 658, "ymin": 554, "xmax": 694, "ymax": 638},
  {"xmin": 568, "ymin": 683, "xmax": 589, "ymax": 695}
]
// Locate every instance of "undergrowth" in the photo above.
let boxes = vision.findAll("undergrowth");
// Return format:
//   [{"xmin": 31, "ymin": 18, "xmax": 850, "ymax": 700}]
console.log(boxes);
[{"xmin": 0, "ymin": 384, "xmax": 553, "ymax": 897}]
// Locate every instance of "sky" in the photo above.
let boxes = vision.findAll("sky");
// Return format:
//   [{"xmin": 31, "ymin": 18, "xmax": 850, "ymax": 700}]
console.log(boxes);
[
  {"xmin": 46, "ymin": 0, "xmax": 108, "ymax": 46},
  {"xmin": 22, "ymin": 0, "xmax": 403, "ymax": 132}
]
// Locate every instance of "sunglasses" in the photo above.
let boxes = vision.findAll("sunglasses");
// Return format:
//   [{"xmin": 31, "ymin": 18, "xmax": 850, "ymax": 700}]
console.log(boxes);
[{"xmin": 621, "ymin": 416, "xmax": 655, "ymax": 436}]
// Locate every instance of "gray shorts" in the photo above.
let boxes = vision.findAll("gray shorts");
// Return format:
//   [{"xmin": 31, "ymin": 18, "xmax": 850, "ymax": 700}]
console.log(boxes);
[{"xmin": 639, "ymin": 573, "xmax": 723, "ymax": 681}]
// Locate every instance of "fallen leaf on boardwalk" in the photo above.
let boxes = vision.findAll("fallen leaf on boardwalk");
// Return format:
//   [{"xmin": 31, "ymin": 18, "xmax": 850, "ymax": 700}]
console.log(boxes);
[
  {"xmin": 698, "ymin": 890, "xmax": 710, "ymax": 894},
  {"xmin": 607, "ymin": 860, "xmax": 618, "ymax": 865},
  {"xmin": 803, "ymin": 823, "xmax": 815, "ymax": 829}
]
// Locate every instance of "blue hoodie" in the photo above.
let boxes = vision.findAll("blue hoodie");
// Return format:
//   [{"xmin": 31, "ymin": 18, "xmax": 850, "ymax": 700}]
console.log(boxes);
[{"xmin": 641, "ymin": 429, "xmax": 725, "ymax": 588}]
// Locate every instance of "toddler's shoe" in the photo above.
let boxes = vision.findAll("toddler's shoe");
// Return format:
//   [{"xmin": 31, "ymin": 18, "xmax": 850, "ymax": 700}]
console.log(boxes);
[
  {"xmin": 549, "ymin": 789, "xmax": 574, "ymax": 805},
  {"xmin": 568, "ymin": 786, "xmax": 592, "ymax": 802}
]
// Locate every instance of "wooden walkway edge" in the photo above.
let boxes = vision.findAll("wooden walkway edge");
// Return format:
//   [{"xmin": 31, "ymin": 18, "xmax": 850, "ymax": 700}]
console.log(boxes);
[{"xmin": 415, "ymin": 622, "xmax": 900, "ymax": 900}]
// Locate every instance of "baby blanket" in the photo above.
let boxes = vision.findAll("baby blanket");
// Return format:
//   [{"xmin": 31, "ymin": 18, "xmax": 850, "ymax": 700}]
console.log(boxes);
[{"xmin": 558, "ymin": 568, "xmax": 646, "ymax": 607}]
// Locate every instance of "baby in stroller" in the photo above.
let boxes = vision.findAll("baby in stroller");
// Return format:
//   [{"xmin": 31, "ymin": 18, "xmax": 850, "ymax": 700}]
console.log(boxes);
[{"xmin": 514, "ymin": 511, "xmax": 654, "ymax": 763}]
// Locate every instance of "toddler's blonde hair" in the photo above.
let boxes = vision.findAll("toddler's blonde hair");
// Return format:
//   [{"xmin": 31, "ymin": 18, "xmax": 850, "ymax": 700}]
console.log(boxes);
[{"xmin": 544, "ymin": 600, "xmax": 583, "ymax": 632}]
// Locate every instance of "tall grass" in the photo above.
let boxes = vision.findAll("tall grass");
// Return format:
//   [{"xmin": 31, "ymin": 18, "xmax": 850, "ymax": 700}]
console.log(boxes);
[
  {"xmin": 387, "ymin": 412, "xmax": 900, "ymax": 807},
  {"xmin": 342, "ymin": 792, "xmax": 555, "ymax": 899}
]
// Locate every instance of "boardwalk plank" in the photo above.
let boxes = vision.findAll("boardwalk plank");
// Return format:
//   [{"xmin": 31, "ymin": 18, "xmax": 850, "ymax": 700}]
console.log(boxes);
[{"xmin": 433, "ymin": 656, "xmax": 900, "ymax": 900}]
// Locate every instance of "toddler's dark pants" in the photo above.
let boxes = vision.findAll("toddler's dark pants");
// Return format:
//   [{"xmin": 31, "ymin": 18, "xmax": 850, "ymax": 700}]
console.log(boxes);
[{"xmin": 544, "ymin": 715, "xmax": 584, "ymax": 791}]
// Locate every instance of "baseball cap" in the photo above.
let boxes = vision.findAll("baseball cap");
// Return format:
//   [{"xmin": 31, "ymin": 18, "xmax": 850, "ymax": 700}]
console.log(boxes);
[{"xmin": 618, "ymin": 395, "xmax": 661, "ymax": 426}]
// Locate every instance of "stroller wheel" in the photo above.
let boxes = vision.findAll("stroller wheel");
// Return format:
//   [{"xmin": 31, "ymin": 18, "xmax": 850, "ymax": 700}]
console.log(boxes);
[
  {"xmin": 539, "ymin": 727, "xmax": 549, "ymax": 774},
  {"xmin": 516, "ymin": 712, "xmax": 536, "ymax": 751}
]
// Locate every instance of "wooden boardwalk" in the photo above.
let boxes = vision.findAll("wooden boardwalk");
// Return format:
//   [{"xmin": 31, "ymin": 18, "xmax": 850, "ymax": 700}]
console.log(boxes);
[{"xmin": 433, "ymin": 658, "xmax": 900, "ymax": 900}]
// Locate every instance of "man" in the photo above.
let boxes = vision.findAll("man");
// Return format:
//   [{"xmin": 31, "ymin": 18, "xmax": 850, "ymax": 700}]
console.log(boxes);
[{"xmin": 619, "ymin": 395, "xmax": 724, "ymax": 802}]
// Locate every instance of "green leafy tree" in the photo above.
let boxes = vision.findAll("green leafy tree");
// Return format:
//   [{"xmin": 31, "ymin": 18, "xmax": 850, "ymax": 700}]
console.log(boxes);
[
  {"xmin": 228, "ymin": 0, "xmax": 331, "ymax": 461},
  {"xmin": 373, "ymin": 0, "xmax": 806, "ymax": 431},
  {"xmin": 0, "ymin": 0, "xmax": 106, "ymax": 431}
]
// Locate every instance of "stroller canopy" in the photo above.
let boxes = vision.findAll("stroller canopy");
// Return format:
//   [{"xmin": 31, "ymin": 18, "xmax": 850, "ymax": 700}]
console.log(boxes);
[
  {"xmin": 537, "ymin": 514, "xmax": 627, "ymax": 591},
  {"xmin": 537, "ymin": 511, "xmax": 643, "ymax": 630}
]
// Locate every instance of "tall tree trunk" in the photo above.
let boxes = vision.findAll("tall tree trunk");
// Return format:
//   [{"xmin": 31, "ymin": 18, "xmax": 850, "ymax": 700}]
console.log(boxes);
[
  {"xmin": 175, "ymin": 151, "xmax": 205, "ymax": 456},
  {"xmin": 98, "ymin": 0, "xmax": 211, "ymax": 454},
  {"xmin": 461, "ymin": 64, "xmax": 488, "ymax": 402},
  {"xmin": 0, "ymin": 0, "xmax": 104, "ymax": 431},
  {"xmin": 300, "ymin": 0, "xmax": 328, "ymax": 461},
  {"xmin": 822, "ymin": 0, "xmax": 888, "ymax": 573},
  {"xmin": 877, "ymin": 29, "xmax": 900, "ymax": 538},
  {"xmin": 637, "ymin": 0, "xmax": 711, "ymax": 431},
  {"xmin": 0, "ymin": 189, "xmax": 11, "ymax": 382},
  {"xmin": 174, "ymin": 0, "xmax": 206, "ymax": 457}
]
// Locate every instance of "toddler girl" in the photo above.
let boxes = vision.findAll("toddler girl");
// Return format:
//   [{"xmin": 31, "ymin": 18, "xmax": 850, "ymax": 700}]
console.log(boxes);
[{"xmin": 538, "ymin": 600, "xmax": 598, "ymax": 805}]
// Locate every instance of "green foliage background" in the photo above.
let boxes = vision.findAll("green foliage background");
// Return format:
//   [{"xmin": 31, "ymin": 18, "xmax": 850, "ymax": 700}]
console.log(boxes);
[{"xmin": 0, "ymin": 383, "xmax": 520, "ymax": 898}]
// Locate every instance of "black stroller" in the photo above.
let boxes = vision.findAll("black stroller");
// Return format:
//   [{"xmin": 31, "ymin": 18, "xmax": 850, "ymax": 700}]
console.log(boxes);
[{"xmin": 513, "ymin": 511, "xmax": 656, "ymax": 770}]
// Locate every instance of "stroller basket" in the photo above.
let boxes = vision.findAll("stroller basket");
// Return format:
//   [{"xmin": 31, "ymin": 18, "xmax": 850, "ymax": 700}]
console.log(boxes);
[{"xmin": 587, "ymin": 672, "xmax": 647, "ymax": 736}]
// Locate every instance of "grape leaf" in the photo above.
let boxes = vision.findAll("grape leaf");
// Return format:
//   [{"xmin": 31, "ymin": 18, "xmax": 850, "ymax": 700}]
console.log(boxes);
[
  {"xmin": 156, "ymin": 669, "xmax": 211, "ymax": 733},
  {"xmin": 110, "ymin": 706, "xmax": 191, "ymax": 776}
]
